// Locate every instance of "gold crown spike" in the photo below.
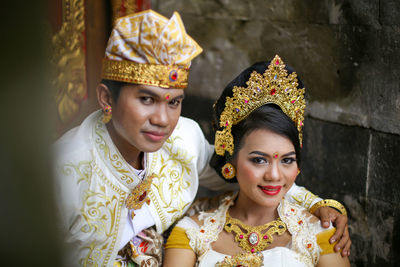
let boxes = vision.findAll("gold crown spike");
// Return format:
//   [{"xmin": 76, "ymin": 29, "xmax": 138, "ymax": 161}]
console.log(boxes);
[{"xmin": 215, "ymin": 55, "xmax": 306, "ymax": 156}]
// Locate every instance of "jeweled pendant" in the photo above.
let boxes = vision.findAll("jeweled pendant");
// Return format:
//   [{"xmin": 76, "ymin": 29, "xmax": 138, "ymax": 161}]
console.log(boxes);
[{"xmin": 248, "ymin": 232, "xmax": 259, "ymax": 246}]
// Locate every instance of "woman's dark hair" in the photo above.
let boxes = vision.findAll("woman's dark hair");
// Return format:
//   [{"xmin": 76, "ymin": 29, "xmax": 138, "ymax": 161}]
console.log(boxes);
[
  {"xmin": 210, "ymin": 61, "xmax": 304, "ymax": 183},
  {"xmin": 101, "ymin": 79, "xmax": 129, "ymax": 102}
]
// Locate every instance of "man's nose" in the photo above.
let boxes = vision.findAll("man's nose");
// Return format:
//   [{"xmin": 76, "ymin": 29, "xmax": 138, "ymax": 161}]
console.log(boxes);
[{"xmin": 150, "ymin": 103, "xmax": 169, "ymax": 127}]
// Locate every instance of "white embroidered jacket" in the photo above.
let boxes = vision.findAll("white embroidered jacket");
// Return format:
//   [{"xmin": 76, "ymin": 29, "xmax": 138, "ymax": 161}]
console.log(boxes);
[{"xmin": 53, "ymin": 110, "xmax": 321, "ymax": 267}]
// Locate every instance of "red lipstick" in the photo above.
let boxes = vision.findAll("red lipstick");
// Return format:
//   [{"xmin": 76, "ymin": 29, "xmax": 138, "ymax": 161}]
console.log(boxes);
[{"xmin": 259, "ymin": 185, "xmax": 282, "ymax": 196}]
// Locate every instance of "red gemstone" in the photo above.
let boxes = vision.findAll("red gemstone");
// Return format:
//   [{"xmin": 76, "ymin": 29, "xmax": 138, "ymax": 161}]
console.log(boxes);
[
  {"xmin": 263, "ymin": 235, "xmax": 268, "ymax": 239},
  {"xmin": 138, "ymin": 191, "xmax": 147, "ymax": 201},
  {"xmin": 169, "ymin": 70, "xmax": 178, "ymax": 81},
  {"xmin": 275, "ymin": 59, "xmax": 279, "ymax": 65},
  {"xmin": 251, "ymin": 248, "xmax": 255, "ymax": 253},
  {"xmin": 270, "ymin": 89, "xmax": 276, "ymax": 95},
  {"xmin": 225, "ymin": 121, "xmax": 229, "ymax": 126},
  {"xmin": 222, "ymin": 144, "xmax": 225, "ymax": 148},
  {"xmin": 239, "ymin": 235, "xmax": 243, "ymax": 239},
  {"xmin": 224, "ymin": 168, "xmax": 230, "ymax": 174}
]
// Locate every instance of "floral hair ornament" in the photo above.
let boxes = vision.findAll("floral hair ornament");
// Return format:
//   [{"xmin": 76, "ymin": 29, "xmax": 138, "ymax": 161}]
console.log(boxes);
[
  {"xmin": 221, "ymin": 163, "xmax": 236, "ymax": 179},
  {"xmin": 215, "ymin": 55, "xmax": 306, "ymax": 156}
]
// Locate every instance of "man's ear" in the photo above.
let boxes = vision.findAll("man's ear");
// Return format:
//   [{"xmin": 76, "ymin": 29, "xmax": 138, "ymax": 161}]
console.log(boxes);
[{"xmin": 96, "ymin": 83, "xmax": 113, "ymax": 109}]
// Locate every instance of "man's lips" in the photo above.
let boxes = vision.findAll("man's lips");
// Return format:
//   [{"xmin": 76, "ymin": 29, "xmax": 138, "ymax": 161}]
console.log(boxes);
[
  {"xmin": 258, "ymin": 185, "xmax": 282, "ymax": 196},
  {"xmin": 143, "ymin": 131, "xmax": 166, "ymax": 141}
]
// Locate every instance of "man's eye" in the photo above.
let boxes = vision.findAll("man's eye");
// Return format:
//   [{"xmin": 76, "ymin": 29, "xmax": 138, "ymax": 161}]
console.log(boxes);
[
  {"xmin": 140, "ymin": 96, "xmax": 153, "ymax": 104},
  {"xmin": 250, "ymin": 157, "xmax": 267, "ymax": 164},
  {"xmin": 282, "ymin": 158, "xmax": 296, "ymax": 164},
  {"xmin": 169, "ymin": 99, "xmax": 181, "ymax": 107}
]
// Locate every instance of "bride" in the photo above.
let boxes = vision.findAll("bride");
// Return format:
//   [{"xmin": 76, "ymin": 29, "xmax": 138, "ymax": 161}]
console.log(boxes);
[{"xmin": 163, "ymin": 56, "xmax": 350, "ymax": 267}]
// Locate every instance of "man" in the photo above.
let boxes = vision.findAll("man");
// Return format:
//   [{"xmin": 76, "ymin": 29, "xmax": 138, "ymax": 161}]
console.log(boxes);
[{"xmin": 54, "ymin": 9, "xmax": 349, "ymax": 267}]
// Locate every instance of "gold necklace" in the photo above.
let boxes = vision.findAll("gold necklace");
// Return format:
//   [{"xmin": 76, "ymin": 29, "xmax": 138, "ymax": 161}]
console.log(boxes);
[{"xmin": 224, "ymin": 211, "xmax": 287, "ymax": 253}]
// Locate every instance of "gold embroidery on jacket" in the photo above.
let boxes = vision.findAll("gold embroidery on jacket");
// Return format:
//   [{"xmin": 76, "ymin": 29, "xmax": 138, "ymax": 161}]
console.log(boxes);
[
  {"xmin": 93, "ymin": 118, "xmax": 136, "ymax": 185},
  {"xmin": 61, "ymin": 160, "xmax": 92, "ymax": 184},
  {"xmin": 291, "ymin": 189, "xmax": 318, "ymax": 210},
  {"xmin": 150, "ymin": 136, "xmax": 193, "ymax": 230},
  {"xmin": 61, "ymin": 157, "xmax": 127, "ymax": 266}
]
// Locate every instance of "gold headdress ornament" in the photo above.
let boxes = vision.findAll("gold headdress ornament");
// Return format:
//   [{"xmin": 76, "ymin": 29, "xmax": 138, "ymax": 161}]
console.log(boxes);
[
  {"xmin": 215, "ymin": 55, "xmax": 306, "ymax": 156},
  {"xmin": 102, "ymin": 10, "xmax": 203, "ymax": 89}
]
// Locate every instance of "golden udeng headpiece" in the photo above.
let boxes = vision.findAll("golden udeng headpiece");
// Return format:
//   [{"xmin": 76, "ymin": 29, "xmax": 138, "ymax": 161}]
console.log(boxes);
[
  {"xmin": 102, "ymin": 10, "xmax": 202, "ymax": 89},
  {"xmin": 215, "ymin": 55, "xmax": 306, "ymax": 156}
]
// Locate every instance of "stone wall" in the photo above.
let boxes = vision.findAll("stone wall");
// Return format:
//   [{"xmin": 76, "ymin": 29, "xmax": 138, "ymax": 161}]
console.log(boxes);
[{"xmin": 154, "ymin": 0, "xmax": 400, "ymax": 266}]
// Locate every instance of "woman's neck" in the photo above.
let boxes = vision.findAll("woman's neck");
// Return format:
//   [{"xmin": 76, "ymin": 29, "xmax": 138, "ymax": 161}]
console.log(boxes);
[
  {"xmin": 106, "ymin": 123, "xmax": 143, "ymax": 170},
  {"xmin": 229, "ymin": 192, "xmax": 280, "ymax": 226}
]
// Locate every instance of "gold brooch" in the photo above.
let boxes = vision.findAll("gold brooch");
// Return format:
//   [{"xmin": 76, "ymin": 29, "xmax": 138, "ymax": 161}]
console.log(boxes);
[
  {"xmin": 215, "ymin": 55, "xmax": 306, "ymax": 156},
  {"xmin": 125, "ymin": 174, "xmax": 156, "ymax": 218}
]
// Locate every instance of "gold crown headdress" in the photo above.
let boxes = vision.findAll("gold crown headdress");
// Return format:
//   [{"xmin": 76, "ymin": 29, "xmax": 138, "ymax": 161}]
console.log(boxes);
[
  {"xmin": 215, "ymin": 55, "xmax": 306, "ymax": 156},
  {"xmin": 102, "ymin": 10, "xmax": 203, "ymax": 89}
]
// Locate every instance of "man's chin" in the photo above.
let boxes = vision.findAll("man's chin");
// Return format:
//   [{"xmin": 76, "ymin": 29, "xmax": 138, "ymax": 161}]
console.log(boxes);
[{"xmin": 139, "ymin": 140, "xmax": 166, "ymax": 153}]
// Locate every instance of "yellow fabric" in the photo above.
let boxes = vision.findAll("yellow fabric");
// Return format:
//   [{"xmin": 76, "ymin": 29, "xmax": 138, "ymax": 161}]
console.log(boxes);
[
  {"xmin": 316, "ymin": 227, "xmax": 337, "ymax": 255},
  {"xmin": 166, "ymin": 226, "xmax": 192, "ymax": 250}
]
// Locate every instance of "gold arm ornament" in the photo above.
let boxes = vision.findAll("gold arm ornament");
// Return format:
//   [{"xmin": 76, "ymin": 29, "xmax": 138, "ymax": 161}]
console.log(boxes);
[{"xmin": 309, "ymin": 199, "xmax": 347, "ymax": 216}]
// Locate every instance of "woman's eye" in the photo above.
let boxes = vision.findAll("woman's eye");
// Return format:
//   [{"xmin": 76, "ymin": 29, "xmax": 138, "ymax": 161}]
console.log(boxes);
[
  {"xmin": 251, "ymin": 157, "xmax": 267, "ymax": 164},
  {"xmin": 140, "ymin": 96, "xmax": 153, "ymax": 104},
  {"xmin": 282, "ymin": 158, "xmax": 296, "ymax": 164}
]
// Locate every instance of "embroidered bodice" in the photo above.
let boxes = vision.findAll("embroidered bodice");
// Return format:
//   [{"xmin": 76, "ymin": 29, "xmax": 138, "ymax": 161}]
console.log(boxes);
[{"xmin": 176, "ymin": 194, "xmax": 328, "ymax": 267}]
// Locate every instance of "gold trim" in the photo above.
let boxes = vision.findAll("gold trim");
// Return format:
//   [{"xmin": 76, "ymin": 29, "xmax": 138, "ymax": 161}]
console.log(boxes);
[
  {"xmin": 216, "ymin": 251, "xmax": 264, "ymax": 267},
  {"xmin": 102, "ymin": 59, "xmax": 189, "ymax": 89},
  {"xmin": 309, "ymin": 199, "xmax": 347, "ymax": 216},
  {"xmin": 52, "ymin": 0, "xmax": 87, "ymax": 122}
]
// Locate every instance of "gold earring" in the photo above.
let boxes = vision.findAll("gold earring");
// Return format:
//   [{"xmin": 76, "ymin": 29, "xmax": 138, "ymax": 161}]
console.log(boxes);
[
  {"xmin": 222, "ymin": 163, "xmax": 236, "ymax": 179},
  {"xmin": 102, "ymin": 104, "xmax": 112, "ymax": 123}
]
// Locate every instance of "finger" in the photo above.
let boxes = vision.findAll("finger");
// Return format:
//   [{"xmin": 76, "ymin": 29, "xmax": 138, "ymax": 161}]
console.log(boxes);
[
  {"xmin": 330, "ymin": 215, "xmax": 347, "ymax": 243},
  {"xmin": 334, "ymin": 224, "xmax": 349, "ymax": 251},
  {"xmin": 319, "ymin": 208, "xmax": 331, "ymax": 228},
  {"xmin": 340, "ymin": 231, "xmax": 352, "ymax": 257}
]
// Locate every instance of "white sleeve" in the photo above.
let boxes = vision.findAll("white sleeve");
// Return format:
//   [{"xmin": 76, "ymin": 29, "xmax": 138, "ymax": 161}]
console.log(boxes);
[
  {"xmin": 197, "ymin": 142, "xmax": 238, "ymax": 191},
  {"xmin": 285, "ymin": 183, "xmax": 322, "ymax": 210}
]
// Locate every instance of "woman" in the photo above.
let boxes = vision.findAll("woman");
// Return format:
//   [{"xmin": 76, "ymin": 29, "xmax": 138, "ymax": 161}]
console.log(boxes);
[{"xmin": 164, "ymin": 55, "xmax": 351, "ymax": 267}]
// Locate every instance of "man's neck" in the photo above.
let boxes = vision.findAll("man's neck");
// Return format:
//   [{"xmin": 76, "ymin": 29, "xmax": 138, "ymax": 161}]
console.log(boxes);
[{"xmin": 106, "ymin": 123, "xmax": 143, "ymax": 170}]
